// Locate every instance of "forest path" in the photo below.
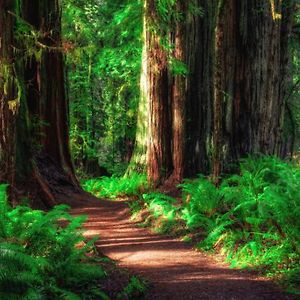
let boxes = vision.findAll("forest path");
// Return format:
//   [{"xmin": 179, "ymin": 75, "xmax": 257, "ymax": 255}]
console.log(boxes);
[{"xmin": 68, "ymin": 193, "xmax": 295, "ymax": 300}]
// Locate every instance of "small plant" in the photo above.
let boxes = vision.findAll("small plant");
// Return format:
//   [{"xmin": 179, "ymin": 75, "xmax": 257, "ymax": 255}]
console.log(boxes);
[
  {"xmin": 82, "ymin": 172, "xmax": 148, "ymax": 199},
  {"xmin": 179, "ymin": 175, "xmax": 221, "ymax": 230},
  {"xmin": 142, "ymin": 192, "xmax": 181, "ymax": 233},
  {"xmin": 117, "ymin": 276, "xmax": 146, "ymax": 299},
  {"xmin": 0, "ymin": 184, "xmax": 109, "ymax": 299}
]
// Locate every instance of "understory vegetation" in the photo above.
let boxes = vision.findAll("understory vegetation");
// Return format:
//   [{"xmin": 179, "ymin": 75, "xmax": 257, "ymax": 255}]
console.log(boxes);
[
  {"xmin": 1, "ymin": 0, "xmax": 300, "ymax": 299},
  {"xmin": 64, "ymin": 0, "xmax": 142, "ymax": 176},
  {"xmin": 0, "ymin": 185, "xmax": 145, "ymax": 299},
  {"xmin": 82, "ymin": 172, "xmax": 147, "ymax": 199},
  {"xmin": 85, "ymin": 157, "xmax": 300, "ymax": 294}
]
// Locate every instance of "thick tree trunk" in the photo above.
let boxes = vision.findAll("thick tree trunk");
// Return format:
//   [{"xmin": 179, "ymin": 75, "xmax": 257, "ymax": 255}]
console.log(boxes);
[
  {"xmin": 0, "ymin": 0, "xmax": 20, "ymax": 197},
  {"xmin": 126, "ymin": 12, "xmax": 149, "ymax": 175},
  {"xmin": 22, "ymin": 0, "xmax": 77, "ymax": 185},
  {"xmin": 185, "ymin": 0, "xmax": 218, "ymax": 177},
  {"xmin": 168, "ymin": 0, "xmax": 186, "ymax": 184},
  {"xmin": 1, "ymin": 0, "xmax": 78, "ymax": 206},
  {"xmin": 146, "ymin": 0, "xmax": 172, "ymax": 186},
  {"xmin": 129, "ymin": 0, "xmax": 295, "ymax": 186},
  {"xmin": 0, "ymin": 0, "xmax": 15, "ymax": 182},
  {"xmin": 212, "ymin": 0, "xmax": 296, "ymax": 177}
]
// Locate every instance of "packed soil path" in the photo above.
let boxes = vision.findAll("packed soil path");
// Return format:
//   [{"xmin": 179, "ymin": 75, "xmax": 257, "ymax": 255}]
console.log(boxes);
[{"xmin": 68, "ymin": 193, "xmax": 296, "ymax": 300}]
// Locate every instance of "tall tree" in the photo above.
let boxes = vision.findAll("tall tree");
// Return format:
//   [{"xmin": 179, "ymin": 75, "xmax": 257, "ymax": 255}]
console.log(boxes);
[
  {"xmin": 22, "ymin": 0, "xmax": 77, "ymax": 185},
  {"xmin": 0, "ymin": 0, "xmax": 78, "ymax": 206},
  {"xmin": 0, "ymin": 0, "xmax": 18, "ymax": 193},
  {"xmin": 184, "ymin": 0, "xmax": 217, "ymax": 177},
  {"xmin": 212, "ymin": 0, "xmax": 296, "ymax": 178},
  {"xmin": 126, "ymin": 8, "xmax": 149, "ymax": 175},
  {"xmin": 131, "ymin": 0, "xmax": 296, "ymax": 186},
  {"xmin": 146, "ymin": 0, "xmax": 172, "ymax": 186},
  {"xmin": 168, "ymin": 0, "xmax": 187, "ymax": 184},
  {"xmin": 129, "ymin": 0, "xmax": 189, "ymax": 186}
]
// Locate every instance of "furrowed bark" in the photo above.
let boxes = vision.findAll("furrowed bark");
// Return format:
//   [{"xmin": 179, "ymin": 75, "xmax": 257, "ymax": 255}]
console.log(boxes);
[
  {"xmin": 0, "ymin": 0, "xmax": 17, "ymax": 194},
  {"xmin": 212, "ymin": 0, "xmax": 296, "ymax": 177},
  {"xmin": 169, "ymin": 0, "xmax": 186, "ymax": 184},
  {"xmin": 146, "ymin": 0, "xmax": 172, "ymax": 186},
  {"xmin": 1, "ymin": 0, "xmax": 79, "ymax": 206}
]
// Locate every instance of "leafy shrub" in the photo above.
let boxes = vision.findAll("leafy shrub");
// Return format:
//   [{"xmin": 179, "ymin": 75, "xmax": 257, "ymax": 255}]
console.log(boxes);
[
  {"xmin": 142, "ymin": 193, "xmax": 178, "ymax": 220},
  {"xmin": 82, "ymin": 172, "xmax": 147, "ymax": 199},
  {"xmin": 179, "ymin": 176, "xmax": 222, "ymax": 230},
  {"xmin": 117, "ymin": 276, "xmax": 146, "ymax": 300},
  {"xmin": 182, "ymin": 157, "xmax": 300, "ymax": 283},
  {"xmin": 0, "ymin": 184, "xmax": 108, "ymax": 299},
  {"xmin": 133, "ymin": 157, "xmax": 300, "ymax": 289}
]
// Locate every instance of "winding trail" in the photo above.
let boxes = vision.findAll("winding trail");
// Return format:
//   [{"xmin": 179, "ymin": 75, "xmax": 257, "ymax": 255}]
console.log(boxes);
[{"xmin": 69, "ymin": 193, "xmax": 296, "ymax": 300}]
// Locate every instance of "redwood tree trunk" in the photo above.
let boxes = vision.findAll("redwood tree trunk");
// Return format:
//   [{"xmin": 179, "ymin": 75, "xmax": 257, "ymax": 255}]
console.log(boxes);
[
  {"xmin": 146, "ymin": 0, "xmax": 172, "ymax": 186},
  {"xmin": 212, "ymin": 0, "xmax": 296, "ymax": 177},
  {"xmin": 129, "ymin": 0, "xmax": 296, "ymax": 186},
  {"xmin": 0, "ymin": 0, "xmax": 18, "ymax": 191},
  {"xmin": 0, "ymin": 0, "xmax": 78, "ymax": 206},
  {"xmin": 184, "ymin": 0, "xmax": 218, "ymax": 177},
  {"xmin": 22, "ymin": 0, "xmax": 77, "ymax": 185},
  {"xmin": 126, "ymin": 11, "xmax": 149, "ymax": 175},
  {"xmin": 169, "ymin": 0, "xmax": 186, "ymax": 184}
]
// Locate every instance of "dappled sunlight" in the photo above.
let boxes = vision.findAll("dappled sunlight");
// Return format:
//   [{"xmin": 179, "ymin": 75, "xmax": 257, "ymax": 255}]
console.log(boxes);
[
  {"xmin": 1, "ymin": 0, "xmax": 298, "ymax": 298},
  {"xmin": 70, "ymin": 196, "xmax": 295, "ymax": 300}
]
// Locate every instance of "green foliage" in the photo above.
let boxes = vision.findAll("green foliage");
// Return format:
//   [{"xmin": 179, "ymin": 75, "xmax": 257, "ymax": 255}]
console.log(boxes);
[
  {"xmin": 132, "ymin": 157, "xmax": 300, "ymax": 289},
  {"xmin": 180, "ymin": 175, "xmax": 221, "ymax": 230},
  {"xmin": 82, "ymin": 173, "xmax": 148, "ymax": 199},
  {"xmin": 169, "ymin": 57, "xmax": 189, "ymax": 76},
  {"xmin": 0, "ymin": 185, "xmax": 108, "ymax": 299},
  {"xmin": 142, "ymin": 193, "xmax": 178, "ymax": 220},
  {"xmin": 117, "ymin": 276, "xmax": 146, "ymax": 300},
  {"xmin": 183, "ymin": 157, "xmax": 300, "ymax": 283},
  {"xmin": 141, "ymin": 192, "xmax": 181, "ymax": 234},
  {"xmin": 63, "ymin": 0, "xmax": 143, "ymax": 175}
]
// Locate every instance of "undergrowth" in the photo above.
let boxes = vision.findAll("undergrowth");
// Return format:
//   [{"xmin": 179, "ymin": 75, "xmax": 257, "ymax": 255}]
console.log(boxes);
[
  {"xmin": 117, "ymin": 276, "xmax": 146, "ymax": 300},
  {"xmin": 82, "ymin": 172, "xmax": 147, "ymax": 199},
  {"xmin": 81, "ymin": 157, "xmax": 300, "ymax": 292},
  {"xmin": 0, "ymin": 184, "xmax": 108, "ymax": 299},
  {"xmin": 0, "ymin": 184, "xmax": 146, "ymax": 299},
  {"xmin": 128, "ymin": 157, "xmax": 300, "ymax": 293}
]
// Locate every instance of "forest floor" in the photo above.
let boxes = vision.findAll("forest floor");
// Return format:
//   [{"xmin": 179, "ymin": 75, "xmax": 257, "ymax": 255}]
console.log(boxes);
[{"xmin": 64, "ymin": 192, "xmax": 297, "ymax": 300}]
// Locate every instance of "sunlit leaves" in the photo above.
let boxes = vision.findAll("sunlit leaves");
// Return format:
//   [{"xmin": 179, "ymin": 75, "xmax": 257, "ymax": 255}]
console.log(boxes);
[{"xmin": 63, "ymin": 0, "xmax": 143, "ymax": 174}]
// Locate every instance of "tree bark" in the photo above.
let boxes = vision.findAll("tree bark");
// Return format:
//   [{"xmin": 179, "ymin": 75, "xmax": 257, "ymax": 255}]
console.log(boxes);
[
  {"xmin": 168, "ymin": 0, "xmax": 186, "ymax": 184},
  {"xmin": 146, "ymin": 0, "xmax": 172, "ymax": 186},
  {"xmin": 0, "ymin": 0, "xmax": 78, "ymax": 206},
  {"xmin": 212, "ymin": 0, "xmax": 296, "ymax": 177},
  {"xmin": 129, "ymin": 0, "xmax": 296, "ymax": 186},
  {"xmin": 126, "ymin": 20, "xmax": 149, "ymax": 175},
  {"xmin": 22, "ymin": 0, "xmax": 77, "ymax": 185},
  {"xmin": 0, "ymin": 0, "xmax": 22, "ymax": 200},
  {"xmin": 185, "ymin": 0, "xmax": 218, "ymax": 177}
]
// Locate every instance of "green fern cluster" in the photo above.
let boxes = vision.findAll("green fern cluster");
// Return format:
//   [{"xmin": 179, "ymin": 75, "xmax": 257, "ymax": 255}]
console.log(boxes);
[
  {"xmin": 182, "ymin": 157, "xmax": 300, "ymax": 283},
  {"xmin": 0, "ymin": 185, "xmax": 108, "ymax": 299},
  {"xmin": 141, "ymin": 193, "xmax": 181, "ymax": 234},
  {"xmin": 82, "ymin": 173, "xmax": 147, "ymax": 199},
  {"xmin": 135, "ymin": 157, "xmax": 300, "ymax": 288},
  {"xmin": 141, "ymin": 192, "xmax": 179, "ymax": 224},
  {"xmin": 180, "ymin": 175, "xmax": 222, "ymax": 230}
]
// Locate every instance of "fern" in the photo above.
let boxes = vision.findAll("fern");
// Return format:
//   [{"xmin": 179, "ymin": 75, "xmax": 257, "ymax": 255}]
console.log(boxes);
[
  {"xmin": 0, "ymin": 184, "xmax": 108, "ymax": 299},
  {"xmin": 135, "ymin": 157, "xmax": 300, "ymax": 290},
  {"xmin": 82, "ymin": 172, "xmax": 147, "ymax": 199}
]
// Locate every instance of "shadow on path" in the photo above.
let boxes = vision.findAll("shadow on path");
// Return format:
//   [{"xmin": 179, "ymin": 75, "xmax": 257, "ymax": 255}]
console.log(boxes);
[{"xmin": 69, "ymin": 194, "xmax": 296, "ymax": 300}]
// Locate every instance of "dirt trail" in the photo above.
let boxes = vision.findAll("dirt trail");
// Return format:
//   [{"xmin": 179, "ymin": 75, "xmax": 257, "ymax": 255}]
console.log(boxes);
[{"xmin": 69, "ymin": 193, "xmax": 296, "ymax": 300}]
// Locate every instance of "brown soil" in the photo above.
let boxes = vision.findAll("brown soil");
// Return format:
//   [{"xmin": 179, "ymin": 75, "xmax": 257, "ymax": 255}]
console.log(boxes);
[{"xmin": 63, "ymin": 192, "xmax": 297, "ymax": 300}]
